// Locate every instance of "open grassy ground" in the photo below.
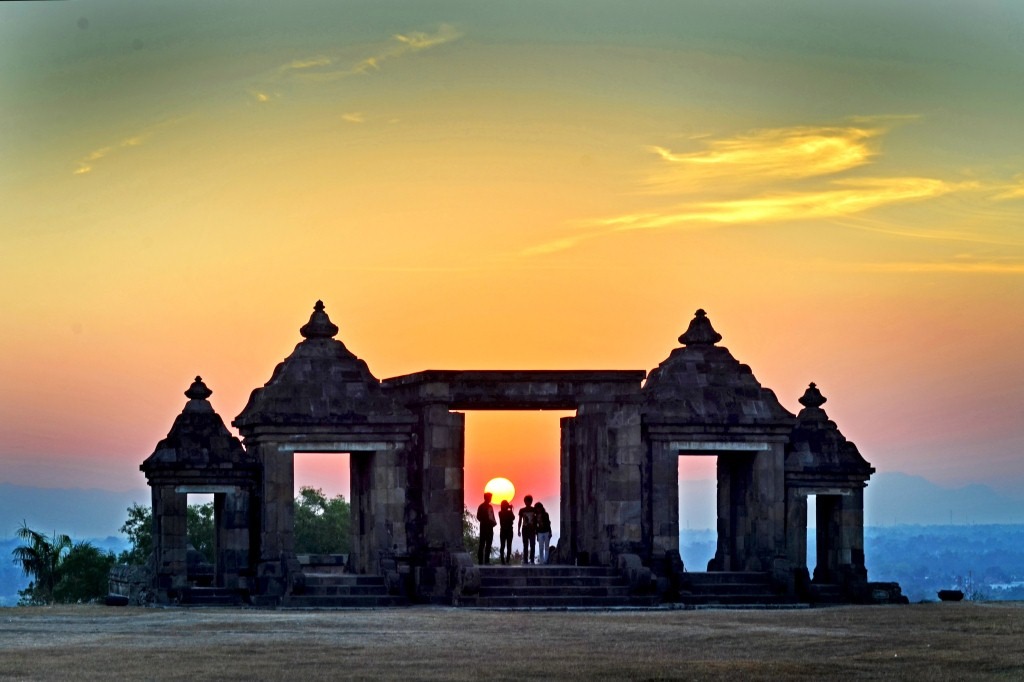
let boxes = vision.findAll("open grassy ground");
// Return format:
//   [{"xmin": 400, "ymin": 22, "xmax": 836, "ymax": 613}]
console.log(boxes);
[{"xmin": 1, "ymin": 603, "xmax": 1023, "ymax": 680}]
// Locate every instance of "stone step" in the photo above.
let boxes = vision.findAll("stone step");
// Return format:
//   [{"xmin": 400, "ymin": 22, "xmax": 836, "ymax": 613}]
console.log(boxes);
[
  {"xmin": 180, "ymin": 588, "xmax": 243, "ymax": 606},
  {"xmin": 478, "ymin": 585, "xmax": 633, "ymax": 598},
  {"xmin": 295, "ymin": 584, "xmax": 393, "ymax": 597},
  {"xmin": 463, "ymin": 594, "xmax": 661, "ymax": 608},
  {"xmin": 282, "ymin": 594, "xmax": 406, "ymax": 608},
  {"xmin": 683, "ymin": 571, "xmax": 774, "ymax": 585},
  {"xmin": 479, "ymin": 575, "xmax": 627, "ymax": 589},
  {"xmin": 303, "ymin": 574, "xmax": 387, "ymax": 587},
  {"xmin": 478, "ymin": 565, "xmax": 620, "ymax": 578}
]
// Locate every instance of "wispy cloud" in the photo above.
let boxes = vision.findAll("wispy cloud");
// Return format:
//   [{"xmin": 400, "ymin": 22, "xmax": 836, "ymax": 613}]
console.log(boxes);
[
  {"xmin": 840, "ymin": 257, "xmax": 1024, "ymax": 275},
  {"xmin": 73, "ymin": 132, "xmax": 152, "ymax": 175},
  {"xmin": 524, "ymin": 119, "xmax": 988, "ymax": 255},
  {"xmin": 597, "ymin": 178, "xmax": 963, "ymax": 230},
  {"xmin": 273, "ymin": 24, "xmax": 462, "ymax": 84},
  {"xmin": 991, "ymin": 175, "xmax": 1024, "ymax": 200},
  {"xmin": 645, "ymin": 124, "xmax": 881, "ymax": 191},
  {"xmin": 341, "ymin": 112, "xmax": 366, "ymax": 124}
]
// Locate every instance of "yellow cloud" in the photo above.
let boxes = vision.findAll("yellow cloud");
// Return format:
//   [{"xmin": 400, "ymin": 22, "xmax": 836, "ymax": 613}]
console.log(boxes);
[
  {"xmin": 342, "ymin": 112, "xmax": 366, "ymax": 124},
  {"xmin": 645, "ymin": 125, "xmax": 880, "ymax": 192},
  {"xmin": 991, "ymin": 175, "xmax": 1024, "ymax": 200},
  {"xmin": 597, "ymin": 178, "xmax": 960, "ymax": 230},
  {"xmin": 393, "ymin": 24, "xmax": 461, "ymax": 50},
  {"xmin": 70, "ymin": 121, "xmax": 183, "ymax": 176},
  {"xmin": 843, "ymin": 259, "xmax": 1024, "ymax": 275},
  {"xmin": 277, "ymin": 24, "xmax": 462, "ymax": 83}
]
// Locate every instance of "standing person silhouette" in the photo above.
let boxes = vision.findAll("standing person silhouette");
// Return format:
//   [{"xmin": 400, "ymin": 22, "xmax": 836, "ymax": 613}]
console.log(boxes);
[
  {"xmin": 534, "ymin": 501, "xmax": 552, "ymax": 564},
  {"xmin": 517, "ymin": 495, "xmax": 538, "ymax": 565},
  {"xmin": 498, "ymin": 500, "xmax": 515, "ymax": 564},
  {"xmin": 476, "ymin": 492, "xmax": 496, "ymax": 564}
]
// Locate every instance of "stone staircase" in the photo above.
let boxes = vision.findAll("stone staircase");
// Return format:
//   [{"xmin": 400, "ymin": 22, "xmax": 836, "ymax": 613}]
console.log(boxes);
[
  {"xmin": 282, "ymin": 573, "xmax": 406, "ymax": 608},
  {"xmin": 677, "ymin": 571, "xmax": 793, "ymax": 607},
  {"xmin": 460, "ymin": 564, "xmax": 659, "ymax": 608},
  {"xmin": 179, "ymin": 586, "xmax": 244, "ymax": 606}
]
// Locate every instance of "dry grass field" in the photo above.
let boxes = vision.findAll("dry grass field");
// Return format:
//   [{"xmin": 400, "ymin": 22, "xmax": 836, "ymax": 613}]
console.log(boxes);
[{"xmin": 1, "ymin": 602, "xmax": 1023, "ymax": 680}]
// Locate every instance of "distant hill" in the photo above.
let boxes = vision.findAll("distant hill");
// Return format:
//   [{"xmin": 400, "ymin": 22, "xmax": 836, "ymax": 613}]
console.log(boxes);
[
  {"xmin": 865, "ymin": 472, "xmax": 1024, "ymax": 526},
  {"xmin": 0, "ymin": 483, "xmax": 149, "ymax": 540}
]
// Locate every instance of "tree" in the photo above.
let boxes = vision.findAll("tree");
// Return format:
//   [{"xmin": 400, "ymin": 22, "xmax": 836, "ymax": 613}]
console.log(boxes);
[
  {"xmin": 52, "ymin": 542, "xmax": 116, "ymax": 604},
  {"xmin": 118, "ymin": 503, "xmax": 153, "ymax": 565},
  {"xmin": 11, "ymin": 523, "xmax": 71, "ymax": 605},
  {"xmin": 187, "ymin": 503, "xmax": 215, "ymax": 564},
  {"xmin": 118, "ymin": 501, "xmax": 216, "ymax": 566},
  {"xmin": 294, "ymin": 487, "xmax": 350, "ymax": 554},
  {"xmin": 463, "ymin": 506, "xmax": 480, "ymax": 560},
  {"xmin": 11, "ymin": 524, "xmax": 113, "ymax": 604}
]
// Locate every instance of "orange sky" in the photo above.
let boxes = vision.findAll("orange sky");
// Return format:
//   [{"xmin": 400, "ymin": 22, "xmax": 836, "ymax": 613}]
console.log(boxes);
[{"xmin": 2, "ymin": 2, "xmax": 1024, "ymax": 515}]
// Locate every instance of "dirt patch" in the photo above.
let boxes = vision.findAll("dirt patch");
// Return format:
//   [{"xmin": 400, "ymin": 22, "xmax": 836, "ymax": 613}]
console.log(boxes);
[{"xmin": 1, "ymin": 603, "xmax": 1023, "ymax": 680}]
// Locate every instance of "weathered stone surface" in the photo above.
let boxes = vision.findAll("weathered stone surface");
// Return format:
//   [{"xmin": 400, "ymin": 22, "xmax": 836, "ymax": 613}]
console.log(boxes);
[{"xmin": 140, "ymin": 303, "xmax": 890, "ymax": 606}]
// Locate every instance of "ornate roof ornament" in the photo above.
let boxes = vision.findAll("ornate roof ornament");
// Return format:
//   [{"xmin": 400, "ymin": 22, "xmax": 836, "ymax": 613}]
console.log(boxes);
[
  {"xmin": 798, "ymin": 382, "xmax": 827, "ymax": 409},
  {"xmin": 678, "ymin": 309, "xmax": 723, "ymax": 346},
  {"xmin": 299, "ymin": 300, "xmax": 340, "ymax": 340},
  {"xmin": 185, "ymin": 376, "xmax": 213, "ymax": 401}
]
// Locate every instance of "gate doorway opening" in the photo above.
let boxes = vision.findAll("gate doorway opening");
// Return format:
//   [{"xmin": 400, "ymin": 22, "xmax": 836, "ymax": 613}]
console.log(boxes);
[
  {"xmin": 464, "ymin": 411, "xmax": 570, "ymax": 562},
  {"xmin": 293, "ymin": 452, "xmax": 352, "ymax": 558},
  {"xmin": 806, "ymin": 493, "xmax": 817, "ymax": 574},
  {"xmin": 678, "ymin": 456, "xmax": 716, "ymax": 570}
]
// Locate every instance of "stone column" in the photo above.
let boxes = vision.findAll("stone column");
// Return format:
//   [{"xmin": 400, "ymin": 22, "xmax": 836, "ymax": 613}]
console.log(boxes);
[
  {"xmin": 413, "ymin": 405, "xmax": 465, "ymax": 600},
  {"xmin": 152, "ymin": 485, "xmax": 187, "ymax": 601},
  {"xmin": 255, "ymin": 441, "xmax": 297, "ymax": 597},
  {"xmin": 214, "ymin": 490, "xmax": 251, "ymax": 590},
  {"xmin": 650, "ymin": 440, "xmax": 680, "ymax": 560},
  {"xmin": 559, "ymin": 416, "xmax": 577, "ymax": 561}
]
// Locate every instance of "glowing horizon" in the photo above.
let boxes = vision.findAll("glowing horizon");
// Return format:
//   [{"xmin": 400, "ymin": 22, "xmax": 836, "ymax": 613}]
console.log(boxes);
[{"xmin": 2, "ymin": 2, "xmax": 1024, "ymax": 516}]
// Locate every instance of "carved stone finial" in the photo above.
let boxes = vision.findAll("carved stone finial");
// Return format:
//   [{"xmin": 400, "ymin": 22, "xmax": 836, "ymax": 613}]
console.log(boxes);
[
  {"xmin": 185, "ymin": 376, "xmax": 213, "ymax": 401},
  {"xmin": 299, "ymin": 300, "xmax": 339, "ymax": 339},
  {"xmin": 679, "ymin": 309, "xmax": 723, "ymax": 346},
  {"xmin": 799, "ymin": 382, "xmax": 827, "ymax": 409}
]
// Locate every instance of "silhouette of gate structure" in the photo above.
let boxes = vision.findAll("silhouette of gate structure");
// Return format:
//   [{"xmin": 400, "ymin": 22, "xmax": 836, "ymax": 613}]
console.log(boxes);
[{"xmin": 140, "ymin": 301, "xmax": 902, "ymax": 605}]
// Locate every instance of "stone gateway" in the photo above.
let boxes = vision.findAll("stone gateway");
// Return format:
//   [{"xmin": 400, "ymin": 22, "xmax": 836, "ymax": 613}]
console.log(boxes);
[{"xmin": 138, "ymin": 301, "xmax": 904, "ymax": 607}]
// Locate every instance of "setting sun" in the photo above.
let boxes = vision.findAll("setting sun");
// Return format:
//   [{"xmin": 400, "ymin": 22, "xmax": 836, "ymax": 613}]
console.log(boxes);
[{"xmin": 484, "ymin": 477, "xmax": 516, "ymax": 505}]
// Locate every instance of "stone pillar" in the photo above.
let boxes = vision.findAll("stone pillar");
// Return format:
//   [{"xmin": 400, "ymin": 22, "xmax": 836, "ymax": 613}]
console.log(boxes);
[
  {"xmin": 214, "ymin": 490, "xmax": 251, "ymax": 590},
  {"xmin": 412, "ymin": 405, "xmax": 465, "ymax": 600},
  {"xmin": 784, "ymin": 487, "xmax": 808, "ymax": 570},
  {"xmin": 152, "ymin": 485, "xmax": 187, "ymax": 601},
  {"xmin": 604, "ymin": 404, "xmax": 644, "ymax": 560},
  {"xmin": 649, "ymin": 440, "xmax": 680, "ymax": 561},
  {"xmin": 559, "ymin": 416, "xmax": 576, "ymax": 561},
  {"xmin": 255, "ymin": 442, "xmax": 297, "ymax": 597}
]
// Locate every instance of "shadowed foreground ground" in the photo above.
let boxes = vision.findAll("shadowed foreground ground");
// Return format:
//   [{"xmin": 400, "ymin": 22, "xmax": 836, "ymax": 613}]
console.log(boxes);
[{"xmin": 1, "ymin": 603, "xmax": 1023, "ymax": 680}]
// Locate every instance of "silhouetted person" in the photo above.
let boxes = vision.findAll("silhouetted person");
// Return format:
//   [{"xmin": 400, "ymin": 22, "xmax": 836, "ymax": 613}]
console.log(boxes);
[
  {"xmin": 535, "ymin": 501, "xmax": 552, "ymax": 564},
  {"xmin": 518, "ymin": 494, "xmax": 538, "ymax": 564},
  {"xmin": 498, "ymin": 500, "xmax": 515, "ymax": 564},
  {"xmin": 476, "ymin": 492, "xmax": 496, "ymax": 564}
]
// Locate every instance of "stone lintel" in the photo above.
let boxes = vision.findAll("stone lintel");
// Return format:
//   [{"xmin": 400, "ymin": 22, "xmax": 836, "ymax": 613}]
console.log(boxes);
[
  {"xmin": 240, "ymin": 425, "xmax": 414, "ymax": 445},
  {"xmin": 672, "ymin": 441, "xmax": 771, "ymax": 453},
  {"xmin": 791, "ymin": 487, "xmax": 853, "ymax": 497},
  {"xmin": 276, "ymin": 441, "xmax": 394, "ymax": 453},
  {"xmin": 175, "ymin": 485, "xmax": 240, "ymax": 494},
  {"xmin": 382, "ymin": 369, "xmax": 646, "ymax": 409},
  {"xmin": 787, "ymin": 474, "xmax": 869, "ymax": 489},
  {"xmin": 646, "ymin": 423, "xmax": 793, "ymax": 441}
]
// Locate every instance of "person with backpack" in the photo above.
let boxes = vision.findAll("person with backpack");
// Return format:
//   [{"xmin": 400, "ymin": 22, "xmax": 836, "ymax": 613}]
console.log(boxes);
[
  {"xmin": 534, "ymin": 501, "xmax": 552, "ymax": 564},
  {"xmin": 517, "ymin": 495, "xmax": 538, "ymax": 565}
]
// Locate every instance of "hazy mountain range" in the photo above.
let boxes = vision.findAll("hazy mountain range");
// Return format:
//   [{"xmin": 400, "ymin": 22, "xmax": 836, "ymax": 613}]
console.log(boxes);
[{"xmin": 3, "ymin": 472, "xmax": 1024, "ymax": 543}]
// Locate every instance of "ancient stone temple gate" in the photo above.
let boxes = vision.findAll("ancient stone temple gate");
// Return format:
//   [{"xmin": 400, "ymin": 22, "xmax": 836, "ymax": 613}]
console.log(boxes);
[{"xmin": 140, "ymin": 301, "xmax": 903, "ymax": 606}]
